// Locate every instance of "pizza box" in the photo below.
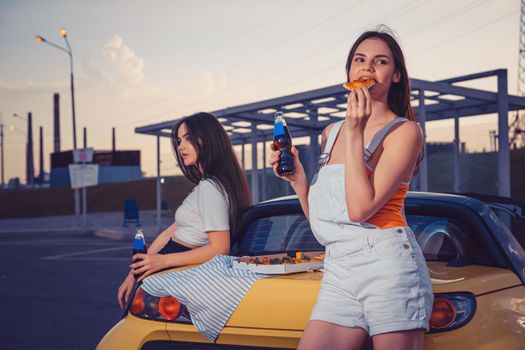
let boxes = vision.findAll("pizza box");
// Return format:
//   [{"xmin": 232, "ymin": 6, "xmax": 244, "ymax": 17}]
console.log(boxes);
[{"xmin": 232, "ymin": 252, "xmax": 324, "ymax": 275}]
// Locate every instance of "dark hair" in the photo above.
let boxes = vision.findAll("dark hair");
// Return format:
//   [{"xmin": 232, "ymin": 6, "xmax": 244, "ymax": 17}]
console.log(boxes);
[
  {"xmin": 345, "ymin": 27, "xmax": 415, "ymax": 121},
  {"xmin": 171, "ymin": 112, "xmax": 251, "ymax": 237},
  {"xmin": 346, "ymin": 27, "xmax": 423, "ymax": 173}
]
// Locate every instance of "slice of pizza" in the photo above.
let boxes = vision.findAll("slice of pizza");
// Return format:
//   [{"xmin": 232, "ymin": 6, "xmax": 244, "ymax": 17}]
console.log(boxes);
[{"xmin": 342, "ymin": 77, "xmax": 377, "ymax": 91}]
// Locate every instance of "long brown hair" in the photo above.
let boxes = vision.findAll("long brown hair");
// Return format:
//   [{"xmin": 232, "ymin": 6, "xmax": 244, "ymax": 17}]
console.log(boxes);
[
  {"xmin": 346, "ymin": 27, "xmax": 423, "ymax": 173},
  {"xmin": 345, "ymin": 27, "xmax": 415, "ymax": 121},
  {"xmin": 171, "ymin": 112, "xmax": 251, "ymax": 237}
]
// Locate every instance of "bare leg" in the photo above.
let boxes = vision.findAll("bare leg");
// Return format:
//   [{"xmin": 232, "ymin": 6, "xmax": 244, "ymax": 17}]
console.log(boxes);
[
  {"xmin": 372, "ymin": 329, "xmax": 424, "ymax": 350},
  {"xmin": 297, "ymin": 320, "xmax": 368, "ymax": 350}
]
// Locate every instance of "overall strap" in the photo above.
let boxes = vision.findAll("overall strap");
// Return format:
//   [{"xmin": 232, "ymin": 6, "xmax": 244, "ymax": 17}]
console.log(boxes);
[
  {"xmin": 364, "ymin": 117, "xmax": 409, "ymax": 161},
  {"xmin": 322, "ymin": 120, "xmax": 345, "ymax": 155},
  {"xmin": 318, "ymin": 120, "xmax": 345, "ymax": 167}
]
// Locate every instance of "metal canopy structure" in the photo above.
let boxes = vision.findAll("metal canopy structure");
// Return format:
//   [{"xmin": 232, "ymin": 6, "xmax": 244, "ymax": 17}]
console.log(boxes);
[{"xmin": 136, "ymin": 69, "xmax": 525, "ymax": 230}]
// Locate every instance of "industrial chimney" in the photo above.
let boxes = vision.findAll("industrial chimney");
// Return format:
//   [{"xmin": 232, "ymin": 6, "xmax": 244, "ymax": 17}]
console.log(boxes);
[
  {"xmin": 53, "ymin": 93, "xmax": 60, "ymax": 153},
  {"xmin": 112, "ymin": 127, "xmax": 116, "ymax": 153},
  {"xmin": 27, "ymin": 112, "xmax": 34, "ymax": 186},
  {"xmin": 39, "ymin": 126, "xmax": 44, "ymax": 184}
]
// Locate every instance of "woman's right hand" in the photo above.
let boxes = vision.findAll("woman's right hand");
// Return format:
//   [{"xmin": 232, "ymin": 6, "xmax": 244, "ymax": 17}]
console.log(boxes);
[
  {"xmin": 117, "ymin": 272, "xmax": 135, "ymax": 309},
  {"xmin": 269, "ymin": 145, "xmax": 307, "ymax": 188}
]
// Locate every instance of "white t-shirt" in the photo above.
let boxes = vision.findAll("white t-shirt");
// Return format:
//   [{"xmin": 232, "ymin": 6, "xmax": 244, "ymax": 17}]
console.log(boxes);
[{"xmin": 173, "ymin": 179, "xmax": 230, "ymax": 246}]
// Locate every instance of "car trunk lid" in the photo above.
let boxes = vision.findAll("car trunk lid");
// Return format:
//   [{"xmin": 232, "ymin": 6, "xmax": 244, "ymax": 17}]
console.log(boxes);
[
  {"xmin": 427, "ymin": 261, "xmax": 523, "ymax": 295},
  {"xmin": 225, "ymin": 271, "xmax": 322, "ymax": 330},
  {"xmin": 225, "ymin": 263, "xmax": 523, "ymax": 330}
]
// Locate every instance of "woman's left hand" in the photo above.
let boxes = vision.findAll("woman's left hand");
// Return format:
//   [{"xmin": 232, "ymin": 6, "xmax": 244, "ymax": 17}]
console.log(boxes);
[
  {"xmin": 345, "ymin": 87, "xmax": 372, "ymax": 133},
  {"xmin": 131, "ymin": 253, "xmax": 167, "ymax": 282}
]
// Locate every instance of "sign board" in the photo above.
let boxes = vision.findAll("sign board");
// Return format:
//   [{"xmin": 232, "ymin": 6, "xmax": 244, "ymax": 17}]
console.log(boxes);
[
  {"xmin": 73, "ymin": 148, "xmax": 94, "ymax": 163},
  {"xmin": 69, "ymin": 164, "xmax": 99, "ymax": 189}
]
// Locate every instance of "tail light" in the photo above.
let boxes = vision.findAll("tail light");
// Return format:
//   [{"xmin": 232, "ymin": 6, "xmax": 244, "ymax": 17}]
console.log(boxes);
[
  {"xmin": 130, "ymin": 287, "xmax": 145, "ymax": 314},
  {"xmin": 128, "ymin": 287, "xmax": 191, "ymax": 323},
  {"xmin": 159, "ymin": 296, "xmax": 182, "ymax": 320},
  {"xmin": 429, "ymin": 293, "xmax": 476, "ymax": 333}
]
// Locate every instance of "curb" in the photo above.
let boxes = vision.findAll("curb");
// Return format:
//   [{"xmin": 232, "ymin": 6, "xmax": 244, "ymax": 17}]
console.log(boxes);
[
  {"xmin": 0, "ymin": 228, "xmax": 94, "ymax": 239},
  {"xmin": 0, "ymin": 226, "xmax": 161, "ymax": 241},
  {"xmin": 94, "ymin": 226, "xmax": 161, "ymax": 241},
  {"xmin": 94, "ymin": 228, "xmax": 134, "ymax": 241}
]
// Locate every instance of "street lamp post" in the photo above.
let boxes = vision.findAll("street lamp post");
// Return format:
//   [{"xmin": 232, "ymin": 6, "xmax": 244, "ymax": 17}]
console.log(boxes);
[
  {"xmin": 36, "ymin": 28, "xmax": 80, "ymax": 215},
  {"xmin": 36, "ymin": 29, "xmax": 77, "ymax": 150},
  {"xmin": 13, "ymin": 113, "xmax": 34, "ymax": 187},
  {"xmin": 0, "ymin": 112, "xmax": 4, "ymax": 188},
  {"xmin": 9, "ymin": 123, "xmax": 29, "ymax": 188}
]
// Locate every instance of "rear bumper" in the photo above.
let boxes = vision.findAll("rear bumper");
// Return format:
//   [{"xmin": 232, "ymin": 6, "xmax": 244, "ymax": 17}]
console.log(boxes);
[
  {"xmin": 165, "ymin": 324, "xmax": 302, "ymax": 349},
  {"xmin": 96, "ymin": 315, "xmax": 169, "ymax": 350},
  {"xmin": 97, "ymin": 315, "xmax": 302, "ymax": 349},
  {"xmin": 141, "ymin": 341, "xmax": 289, "ymax": 350}
]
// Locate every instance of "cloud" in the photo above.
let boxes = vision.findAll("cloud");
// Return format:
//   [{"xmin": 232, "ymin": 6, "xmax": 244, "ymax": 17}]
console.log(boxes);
[
  {"xmin": 84, "ymin": 35, "xmax": 164, "ymax": 101},
  {"xmin": 80, "ymin": 57, "xmax": 112, "ymax": 86},
  {"xmin": 77, "ymin": 57, "xmax": 166, "ymax": 108},
  {"xmin": 103, "ymin": 35, "xmax": 145, "ymax": 85}
]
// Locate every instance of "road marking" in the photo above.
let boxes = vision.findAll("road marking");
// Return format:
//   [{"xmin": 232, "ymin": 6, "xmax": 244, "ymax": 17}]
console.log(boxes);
[
  {"xmin": 42, "ymin": 245, "xmax": 130, "ymax": 260},
  {"xmin": 51, "ymin": 257, "xmax": 130, "ymax": 261},
  {"xmin": 0, "ymin": 241, "xmax": 126, "ymax": 246}
]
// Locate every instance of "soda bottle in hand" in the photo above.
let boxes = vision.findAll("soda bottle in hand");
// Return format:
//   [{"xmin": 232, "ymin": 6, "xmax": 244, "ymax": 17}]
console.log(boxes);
[
  {"xmin": 273, "ymin": 111, "xmax": 295, "ymax": 175},
  {"xmin": 132, "ymin": 228, "xmax": 147, "ymax": 279}
]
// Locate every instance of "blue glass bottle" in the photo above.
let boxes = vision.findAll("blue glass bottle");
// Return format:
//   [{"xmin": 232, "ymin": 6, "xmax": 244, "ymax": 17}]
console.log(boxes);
[
  {"xmin": 132, "ymin": 228, "xmax": 147, "ymax": 279},
  {"xmin": 273, "ymin": 111, "xmax": 295, "ymax": 175}
]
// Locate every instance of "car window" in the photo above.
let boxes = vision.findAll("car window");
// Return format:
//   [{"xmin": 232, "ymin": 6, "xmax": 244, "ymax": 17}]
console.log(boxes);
[
  {"xmin": 408, "ymin": 215, "xmax": 488, "ymax": 264},
  {"xmin": 237, "ymin": 214, "xmax": 323, "ymax": 255},
  {"xmin": 237, "ymin": 213, "xmax": 491, "ymax": 265}
]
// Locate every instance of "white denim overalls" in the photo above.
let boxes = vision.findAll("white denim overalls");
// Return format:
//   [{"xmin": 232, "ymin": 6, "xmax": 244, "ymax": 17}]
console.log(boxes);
[{"xmin": 307, "ymin": 117, "xmax": 433, "ymax": 336}]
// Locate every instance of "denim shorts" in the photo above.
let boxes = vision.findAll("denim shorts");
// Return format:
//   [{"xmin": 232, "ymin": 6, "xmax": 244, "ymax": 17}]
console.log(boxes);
[
  {"xmin": 309, "ymin": 226, "xmax": 433, "ymax": 336},
  {"xmin": 157, "ymin": 239, "xmax": 193, "ymax": 255}
]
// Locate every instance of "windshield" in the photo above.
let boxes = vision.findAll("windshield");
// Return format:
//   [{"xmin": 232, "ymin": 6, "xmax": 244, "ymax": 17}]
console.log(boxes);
[{"xmin": 237, "ymin": 213, "xmax": 492, "ymax": 266}]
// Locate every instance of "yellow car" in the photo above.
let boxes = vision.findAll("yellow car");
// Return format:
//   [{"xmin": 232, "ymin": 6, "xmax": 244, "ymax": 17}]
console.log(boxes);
[{"xmin": 97, "ymin": 192, "xmax": 525, "ymax": 349}]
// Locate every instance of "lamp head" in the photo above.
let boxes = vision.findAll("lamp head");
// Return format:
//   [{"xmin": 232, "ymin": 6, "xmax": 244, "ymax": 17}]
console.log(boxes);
[
  {"xmin": 35, "ymin": 35, "xmax": 45, "ymax": 43},
  {"xmin": 9, "ymin": 125, "xmax": 16, "ymax": 132},
  {"xmin": 59, "ymin": 28, "xmax": 67, "ymax": 38}
]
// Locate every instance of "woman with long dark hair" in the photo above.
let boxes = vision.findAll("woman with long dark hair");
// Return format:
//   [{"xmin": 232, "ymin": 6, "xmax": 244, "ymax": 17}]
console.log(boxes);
[
  {"xmin": 118, "ymin": 112, "xmax": 250, "ymax": 308},
  {"xmin": 270, "ymin": 28, "xmax": 432, "ymax": 349}
]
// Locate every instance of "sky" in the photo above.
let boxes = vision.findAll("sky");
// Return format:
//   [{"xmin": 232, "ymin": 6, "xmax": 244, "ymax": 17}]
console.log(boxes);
[{"xmin": 0, "ymin": 0, "xmax": 520, "ymax": 183}]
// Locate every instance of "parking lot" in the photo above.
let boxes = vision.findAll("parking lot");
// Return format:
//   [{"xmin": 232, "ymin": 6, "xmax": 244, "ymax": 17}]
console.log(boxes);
[{"xmin": 0, "ymin": 233, "xmax": 131, "ymax": 350}]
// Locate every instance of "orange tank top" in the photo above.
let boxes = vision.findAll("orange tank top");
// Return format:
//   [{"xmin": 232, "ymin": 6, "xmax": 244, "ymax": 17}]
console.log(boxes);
[
  {"xmin": 320, "ymin": 117, "xmax": 412, "ymax": 229},
  {"xmin": 366, "ymin": 182, "xmax": 409, "ymax": 229}
]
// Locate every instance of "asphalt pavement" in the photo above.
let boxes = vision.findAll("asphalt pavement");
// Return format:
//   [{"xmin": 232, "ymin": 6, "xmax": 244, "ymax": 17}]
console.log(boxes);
[
  {"xmin": 0, "ymin": 210, "xmax": 173, "ymax": 241},
  {"xmin": 0, "ymin": 211, "xmax": 173, "ymax": 350},
  {"xmin": 0, "ymin": 233, "xmax": 133, "ymax": 350}
]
